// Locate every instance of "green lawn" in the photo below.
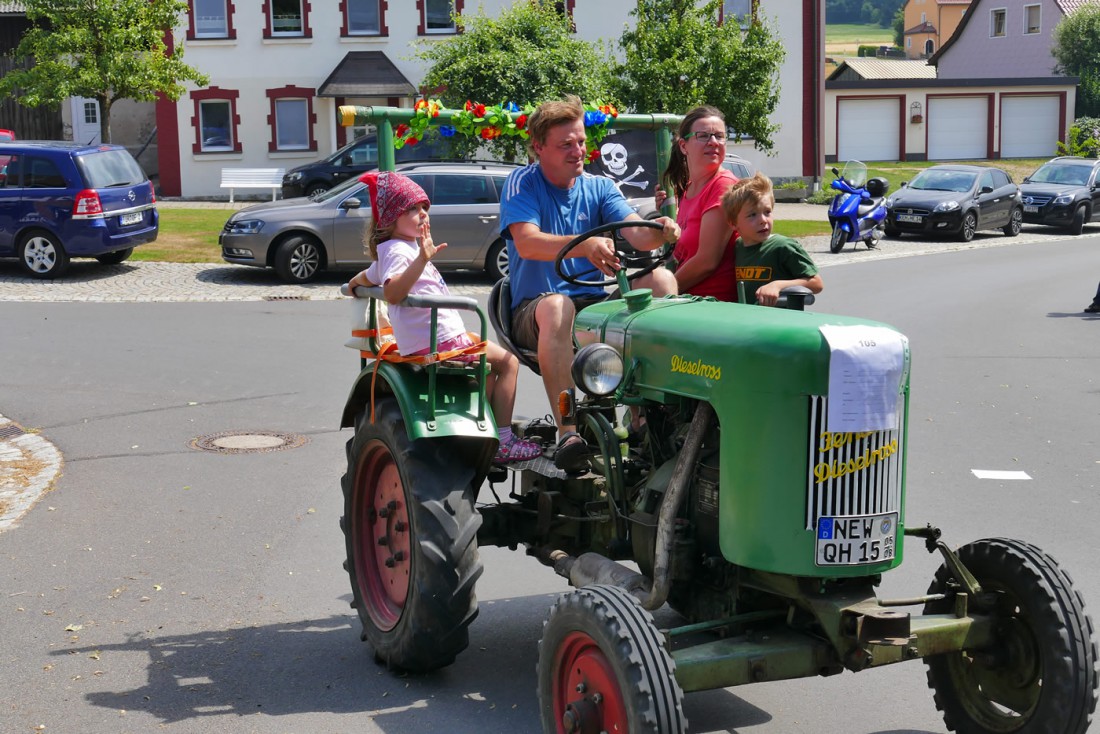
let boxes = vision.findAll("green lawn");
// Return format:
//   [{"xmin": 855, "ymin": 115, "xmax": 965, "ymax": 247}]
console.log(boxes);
[{"xmin": 824, "ymin": 23, "xmax": 895, "ymax": 46}]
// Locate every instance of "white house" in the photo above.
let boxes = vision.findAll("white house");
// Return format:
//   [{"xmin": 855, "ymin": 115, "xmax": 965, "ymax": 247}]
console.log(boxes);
[{"xmin": 157, "ymin": 0, "xmax": 824, "ymax": 198}]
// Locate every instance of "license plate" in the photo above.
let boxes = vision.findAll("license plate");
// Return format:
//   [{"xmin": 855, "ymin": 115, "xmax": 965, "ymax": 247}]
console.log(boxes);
[
  {"xmin": 1024, "ymin": 205, "xmax": 1039, "ymax": 213},
  {"xmin": 816, "ymin": 512, "xmax": 898, "ymax": 566},
  {"xmin": 119, "ymin": 211, "xmax": 143, "ymax": 226},
  {"xmin": 896, "ymin": 214, "xmax": 922, "ymax": 223}
]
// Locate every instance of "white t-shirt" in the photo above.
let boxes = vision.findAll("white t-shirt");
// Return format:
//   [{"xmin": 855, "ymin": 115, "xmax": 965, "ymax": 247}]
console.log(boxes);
[{"xmin": 366, "ymin": 238, "xmax": 467, "ymax": 355}]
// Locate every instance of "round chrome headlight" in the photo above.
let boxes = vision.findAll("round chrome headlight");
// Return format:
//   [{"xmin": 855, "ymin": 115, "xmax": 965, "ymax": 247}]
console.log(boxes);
[{"xmin": 570, "ymin": 344, "xmax": 624, "ymax": 397}]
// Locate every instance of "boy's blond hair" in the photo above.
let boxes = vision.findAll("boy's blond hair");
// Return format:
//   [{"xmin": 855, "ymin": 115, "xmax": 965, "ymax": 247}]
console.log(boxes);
[
  {"xmin": 525, "ymin": 95, "xmax": 584, "ymax": 158},
  {"xmin": 720, "ymin": 171, "xmax": 774, "ymax": 225}
]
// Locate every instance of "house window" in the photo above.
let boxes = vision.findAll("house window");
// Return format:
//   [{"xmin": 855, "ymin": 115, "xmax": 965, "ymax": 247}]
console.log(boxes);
[
  {"xmin": 920, "ymin": 12, "xmax": 926, "ymax": 23},
  {"xmin": 924, "ymin": 39, "xmax": 934, "ymax": 55},
  {"xmin": 190, "ymin": 88, "xmax": 241, "ymax": 154},
  {"xmin": 1023, "ymin": 4, "xmax": 1040, "ymax": 34},
  {"xmin": 266, "ymin": 86, "xmax": 317, "ymax": 152},
  {"xmin": 263, "ymin": 0, "xmax": 311, "ymax": 38},
  {"xmin": 83, "ymin": 102, "xmax": 98, "ymax": 125},
  {"xmin": 906, "ymin": 36, "xmax": 911, "ymax": 48},
  {"xmin": 990, "ymin": 8, "xmax": 1006, "ymax": 37},
  {"xmin": 343, "ymin": 0, "xmax": 385, "ymax": 36},
  {"xmin": 721, "ymin": 0, "xmax": 752, "ymax": 27},
  {"xmin": 189, "ymin": 0, "xmax": 235, "ymax": 39},
  {"xmin": 419, "ymin": 0, "xmax": 462, "ymax": 34}
]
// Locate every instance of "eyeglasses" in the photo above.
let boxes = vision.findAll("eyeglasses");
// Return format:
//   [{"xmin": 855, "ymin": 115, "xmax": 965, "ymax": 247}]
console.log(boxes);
[{"xmin": 688, "ymin": 131, "xmax": 727, "ymax": 143}]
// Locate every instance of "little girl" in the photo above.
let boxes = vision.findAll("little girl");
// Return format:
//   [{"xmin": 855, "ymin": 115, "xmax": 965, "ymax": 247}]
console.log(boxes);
[{"xmin": 347, "ymin": 171, "xmax": 542, "ymax": 464}]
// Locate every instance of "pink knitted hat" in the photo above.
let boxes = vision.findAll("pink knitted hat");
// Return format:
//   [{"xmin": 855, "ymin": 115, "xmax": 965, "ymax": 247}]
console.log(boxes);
[{"xmin": 359, "ymin": 171, "xmax": 429, "ymax": 229}]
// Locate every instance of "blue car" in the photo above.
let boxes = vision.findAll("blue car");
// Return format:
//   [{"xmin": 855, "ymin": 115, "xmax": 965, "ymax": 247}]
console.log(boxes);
[{"xmin": 0, "ymin": 141, "xmax": 158, "ymax": 278}]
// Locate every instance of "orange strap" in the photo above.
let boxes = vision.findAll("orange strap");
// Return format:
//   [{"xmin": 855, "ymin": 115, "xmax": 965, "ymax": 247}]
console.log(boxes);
[{"xmin": 356, "ymin": 329, "xmax": 488, "ymax": 423}]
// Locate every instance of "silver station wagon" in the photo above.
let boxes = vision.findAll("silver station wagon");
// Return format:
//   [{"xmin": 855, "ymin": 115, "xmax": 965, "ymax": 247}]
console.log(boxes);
[{"xmin": 220, "ymin": 161, "xmax": 518, "ymax": 283}]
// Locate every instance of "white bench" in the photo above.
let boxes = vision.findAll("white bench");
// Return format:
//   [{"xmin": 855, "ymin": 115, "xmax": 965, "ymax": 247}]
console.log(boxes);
[{"xmin": 220, "ymin": 167, "xmax": 285, "ymax": 203}]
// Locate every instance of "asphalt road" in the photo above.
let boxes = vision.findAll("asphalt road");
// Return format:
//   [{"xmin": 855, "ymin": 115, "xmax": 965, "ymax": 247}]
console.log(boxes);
[{"xmin": 1, "ymin": 229, "xmax": 1099, "ymax": 733}]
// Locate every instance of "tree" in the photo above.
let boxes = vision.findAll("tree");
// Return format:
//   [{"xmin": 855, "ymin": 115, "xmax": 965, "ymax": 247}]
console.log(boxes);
[
  {"xmin": 0, "ymin": 0, "xmax": 209, "ymax": 143},
  {"xmin": 1052, "ymin": 3, "xmax": 1100, "ymax": 117},
  {"xmin": 611, "ymin": 0, "xmax": 786, "ymax": 151},
  {"xmin": 415, "ymin": 0, "xmax": 613, "ymax": 160},
  {"xmin": 892, "ymin": 6, "xmax": 905, "ymax": 47}
]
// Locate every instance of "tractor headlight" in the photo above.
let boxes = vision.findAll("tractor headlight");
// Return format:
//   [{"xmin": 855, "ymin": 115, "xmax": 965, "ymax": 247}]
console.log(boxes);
[{"xmin": 571, "ymin": 344, "xmax": 623, "ymax": 397}]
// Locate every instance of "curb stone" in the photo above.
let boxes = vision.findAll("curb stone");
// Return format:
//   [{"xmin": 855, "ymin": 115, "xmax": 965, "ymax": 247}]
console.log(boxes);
[{"xmin": 0, "ymin": 414, "xmax": 63, "ymax": 533}]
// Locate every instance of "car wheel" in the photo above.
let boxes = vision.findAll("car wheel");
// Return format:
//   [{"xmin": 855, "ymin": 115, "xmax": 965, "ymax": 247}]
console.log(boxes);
[
  {"xmin": 95, "ymin": 248, "xmax": 134, "ymax": 265},
  {"xmin": 273, "ymin": 235, "xmax": 324, "ymax": 283},
  {"xmin": 884, "ymin": 222, "xmax": 900, "ymax": 238},
  {"xmin": 18, "ymin": 230, "xmax": 70, "ymax": 279},
  {"xmin": 306, "ymin": 182, "xmax": 330, "ymax": 198},
  {"xmin": 485, "ymin": 239, "xmax": 508, "ymax": 281},
  {"xmin": 958, "ymin": 211, "xmax": 977, "ymax": 242},
  {"xmin": 1069, "ymin": 204, "xmax": 1088, "ymax": 236},
  {"xmin": 1002, "ymin": 207, "xmax": 1023, "ymax": 237}
]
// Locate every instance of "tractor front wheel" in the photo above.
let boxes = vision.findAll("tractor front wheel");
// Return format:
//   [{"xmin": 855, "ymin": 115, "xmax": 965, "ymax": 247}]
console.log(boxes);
[
  {"xmin": 538, "ymin": 585, "xmax": 686, "ymax": 734},
  {"xmin": 340, "ymin": 397, "xmax": 483, "ymax": 672},
  {"xmin": 923, "ymin": 537, "xmax": 1098, "ymax": 734}
]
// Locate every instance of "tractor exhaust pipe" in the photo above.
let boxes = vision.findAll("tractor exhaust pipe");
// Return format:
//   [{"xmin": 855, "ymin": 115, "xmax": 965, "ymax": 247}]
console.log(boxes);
[
  {"xmin": 538, "ymin": 549, "xmax": 652, "ymax": 604},
  {"xmin": 642, "ymin": 401, "xmax": 714, "ymax": 611}
]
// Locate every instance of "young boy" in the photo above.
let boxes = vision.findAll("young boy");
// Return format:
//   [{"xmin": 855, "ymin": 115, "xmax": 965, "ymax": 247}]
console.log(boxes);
[{"xmin": 720, "ymin": 172, "xmax": 823, "ymax": 307}]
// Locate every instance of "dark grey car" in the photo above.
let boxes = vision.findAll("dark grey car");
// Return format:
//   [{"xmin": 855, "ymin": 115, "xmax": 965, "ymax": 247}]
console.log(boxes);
[
  {"xmin": 220, "ymin": 162, "xmax": 516, "ymax": 283},
  {"xmin": 884, "ymin": 164, "xmax": 1023, "ymax": 242}
]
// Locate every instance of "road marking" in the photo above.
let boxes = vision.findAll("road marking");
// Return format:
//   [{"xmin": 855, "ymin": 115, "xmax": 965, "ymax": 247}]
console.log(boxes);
[{"xmin": 971, "ymin": 469, "xmax": 1031, "ymax": 480}]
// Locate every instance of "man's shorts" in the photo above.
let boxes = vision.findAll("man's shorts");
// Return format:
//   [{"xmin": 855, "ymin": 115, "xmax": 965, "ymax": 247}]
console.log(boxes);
[{"xmin": 513, "ymin": 293, "xmax": 608, "ymax": 351}]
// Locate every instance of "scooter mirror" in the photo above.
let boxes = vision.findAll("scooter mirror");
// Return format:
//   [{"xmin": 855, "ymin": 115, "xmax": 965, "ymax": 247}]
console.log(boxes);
[{"xmin": 831, "ymin": 168, "xmax": 839, "ymax": 177}]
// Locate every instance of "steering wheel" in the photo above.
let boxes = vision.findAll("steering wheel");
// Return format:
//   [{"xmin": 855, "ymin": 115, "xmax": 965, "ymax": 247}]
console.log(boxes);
[{"xmin": 554, "ymin": 219, "xmax": 673, "ymax": 288}]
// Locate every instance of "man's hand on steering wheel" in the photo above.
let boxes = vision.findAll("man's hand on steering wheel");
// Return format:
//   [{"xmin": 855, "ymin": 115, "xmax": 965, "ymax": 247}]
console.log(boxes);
[{"xmin": 578, "ymin": 235, "xmax": 620, "ymax": 276}]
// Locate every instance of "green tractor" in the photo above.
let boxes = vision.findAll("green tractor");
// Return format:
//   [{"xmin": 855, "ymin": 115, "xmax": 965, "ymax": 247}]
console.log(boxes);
[{"xmin": 336, "ymin": 106, "xmax": 1098, "ymax": 733}]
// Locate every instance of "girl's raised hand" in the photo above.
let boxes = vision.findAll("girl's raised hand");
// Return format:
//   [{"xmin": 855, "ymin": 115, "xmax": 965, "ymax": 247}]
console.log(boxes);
[{"xmin": 416, "ymin": 220, "xmax": 448, "ymax": 261}]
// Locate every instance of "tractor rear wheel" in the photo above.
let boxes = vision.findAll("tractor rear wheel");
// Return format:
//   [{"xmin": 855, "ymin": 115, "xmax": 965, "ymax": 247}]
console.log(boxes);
[
  {"xmin": 538, "ymin": 585, "xmax": 686, "ymax": 734},
  {"xmin": 829, "ymin": 224, "xmax": 847, "ymax": 253},
  {"xmin": 341, "ymin": 397, "xmax": 483, "ymax": 672},
  {"xmin": 923, "ymin": 537, "xmax": 1098, "ymax": 734}
]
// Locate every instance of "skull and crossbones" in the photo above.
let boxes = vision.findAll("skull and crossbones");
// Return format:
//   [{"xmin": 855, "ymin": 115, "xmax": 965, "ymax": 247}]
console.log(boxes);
[{"xmin": 600, "ymin": 142, "xmax": 649, "ymax": 192}]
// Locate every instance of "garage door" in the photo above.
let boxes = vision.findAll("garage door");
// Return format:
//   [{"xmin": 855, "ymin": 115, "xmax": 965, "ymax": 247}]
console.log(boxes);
[
  {"xmin": 1001, "ymin": 95, "xmax": 1059, "ymax": 158},
  {"xmin": 837, "ymin": 98, "xmax": 900, "ymax": 162},
  {"xmin": 928, "ymin": 97, "xmax": 988, "ymax": 160}
]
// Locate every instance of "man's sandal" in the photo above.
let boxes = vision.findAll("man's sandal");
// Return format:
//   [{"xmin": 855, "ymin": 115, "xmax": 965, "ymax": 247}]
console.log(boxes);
[{"xmin": 553, "ymin": 431, "xmax": 590, "ymax": 473}]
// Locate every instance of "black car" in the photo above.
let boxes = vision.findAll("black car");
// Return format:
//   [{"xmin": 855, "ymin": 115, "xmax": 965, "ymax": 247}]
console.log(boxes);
[
  {"xmin": 884, "ymin": 164, "xmax": 1022, "ymax": 242},
  {"xmin": 1018, "ymin": 156, "xmax": 1100, "ymax": 235},
  {"xmin": 280, "ymin": 133, "xmax": 456, "ymax": 199}
]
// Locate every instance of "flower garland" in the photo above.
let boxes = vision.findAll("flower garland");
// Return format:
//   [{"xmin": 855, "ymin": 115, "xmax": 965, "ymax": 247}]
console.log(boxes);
[{"xmin": 393, "ymin": 98, "xmax": 619, "ymax": 162}]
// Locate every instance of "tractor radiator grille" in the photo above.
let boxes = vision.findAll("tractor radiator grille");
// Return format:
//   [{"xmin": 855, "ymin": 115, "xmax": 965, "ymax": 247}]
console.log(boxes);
[{"xmin": 805, "ymin": 396, "xmax": 903, "ymax": 529}]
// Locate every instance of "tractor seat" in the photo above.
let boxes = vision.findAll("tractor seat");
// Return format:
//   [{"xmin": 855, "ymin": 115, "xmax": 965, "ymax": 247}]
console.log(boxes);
[{"xmin": 488, "ymin": 277, "xmax": 541, "ymax": 375}]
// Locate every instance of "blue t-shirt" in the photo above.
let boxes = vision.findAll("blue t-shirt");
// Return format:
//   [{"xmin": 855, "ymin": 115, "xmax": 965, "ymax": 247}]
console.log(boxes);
[{"xmin": 500, "ymin": 164, "xmax": 635, "ymax": 309}]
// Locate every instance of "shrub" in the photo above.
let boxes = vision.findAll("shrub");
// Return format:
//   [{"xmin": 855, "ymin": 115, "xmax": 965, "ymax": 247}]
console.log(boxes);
[{"xmin": 1056, "ymin": 116, "xmax": 1100, "ymax": 158}]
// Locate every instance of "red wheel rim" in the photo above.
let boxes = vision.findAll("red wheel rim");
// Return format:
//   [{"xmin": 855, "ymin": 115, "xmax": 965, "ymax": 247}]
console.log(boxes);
[
  {"xmin": 354, "ymin": 440, "xmax": 411, "ymax": 631},
  {"xmin": 552, "ymin": 631, "xmax": 628, "ymax": 733}
]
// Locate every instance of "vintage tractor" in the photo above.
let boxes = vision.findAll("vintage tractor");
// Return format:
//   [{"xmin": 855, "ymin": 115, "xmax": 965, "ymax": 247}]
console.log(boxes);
[{"xmin": 336, "ymin": 106, "xmax": 1098, "ymax": 733}]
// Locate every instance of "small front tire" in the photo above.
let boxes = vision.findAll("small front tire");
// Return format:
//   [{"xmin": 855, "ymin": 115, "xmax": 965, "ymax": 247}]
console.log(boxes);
[
  {"xmin": 1003, "ymin": 207, "xmax": 1023, "ymax": 237},
  {"xmin": 19, "ymin": 231, "xmax": 69, "ymax": 279},
  {"xmin": 539, "ymin": 585, "xmax": 687, "ymax": 734},
  {"xmin": 273, "ymin": 235, "xmax": 323, "ymax": 283},
  {"xmin": 923, "ymin": 537, "xmax": 1099, "ymax": 734}
]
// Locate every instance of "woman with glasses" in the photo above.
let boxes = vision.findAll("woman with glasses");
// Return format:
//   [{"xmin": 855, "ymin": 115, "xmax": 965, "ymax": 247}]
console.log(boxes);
[{"xmin": 656, "ymin": 106, "xmax": 739, "ymax": 301}]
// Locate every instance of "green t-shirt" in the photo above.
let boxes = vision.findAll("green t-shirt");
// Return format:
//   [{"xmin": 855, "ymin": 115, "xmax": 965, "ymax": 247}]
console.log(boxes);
[{"xmin": 734, "ymin": 234, "xmax": 819, "ymax": 304}]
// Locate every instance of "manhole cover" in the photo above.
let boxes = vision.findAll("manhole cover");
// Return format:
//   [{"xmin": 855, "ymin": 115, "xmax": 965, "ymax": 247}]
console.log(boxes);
[{"xmin": 189, "ymin": 430, "xmax": 309, "ymax": 454}]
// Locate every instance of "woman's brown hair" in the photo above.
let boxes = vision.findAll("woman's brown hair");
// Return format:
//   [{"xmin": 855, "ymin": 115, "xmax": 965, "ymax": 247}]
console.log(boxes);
[{"xmin": 660, "ymin": 105, "xmax": 726, "ymax": 199}]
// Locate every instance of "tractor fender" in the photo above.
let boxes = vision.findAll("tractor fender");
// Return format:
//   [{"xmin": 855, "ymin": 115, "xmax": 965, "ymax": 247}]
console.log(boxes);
[{"xmin": 340, "ymin": 360, "xmax": 499, "ymax": 444}]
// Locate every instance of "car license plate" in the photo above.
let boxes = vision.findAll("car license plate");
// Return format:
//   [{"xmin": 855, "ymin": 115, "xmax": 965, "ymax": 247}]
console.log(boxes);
[
  {"xmin": 1024, "ymin": 205, "xmax": 1039, "ymax": 214},
  {"xmin": 816, "ymin": 512, "xmax": 898, "ymax": 566},
  {"xmin": 119, "ymin": 211, "xmax": 143, "ymax": 226},
  {"xmin": 896, "ymin": 214, "xmax": 922, "ymax": 223}
]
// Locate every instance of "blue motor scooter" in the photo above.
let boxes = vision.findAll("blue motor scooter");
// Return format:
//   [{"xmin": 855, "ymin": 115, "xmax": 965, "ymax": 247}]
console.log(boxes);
[{"xmin": 827, "ymin": 160, "xmax": 889, "ymax": 253}]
